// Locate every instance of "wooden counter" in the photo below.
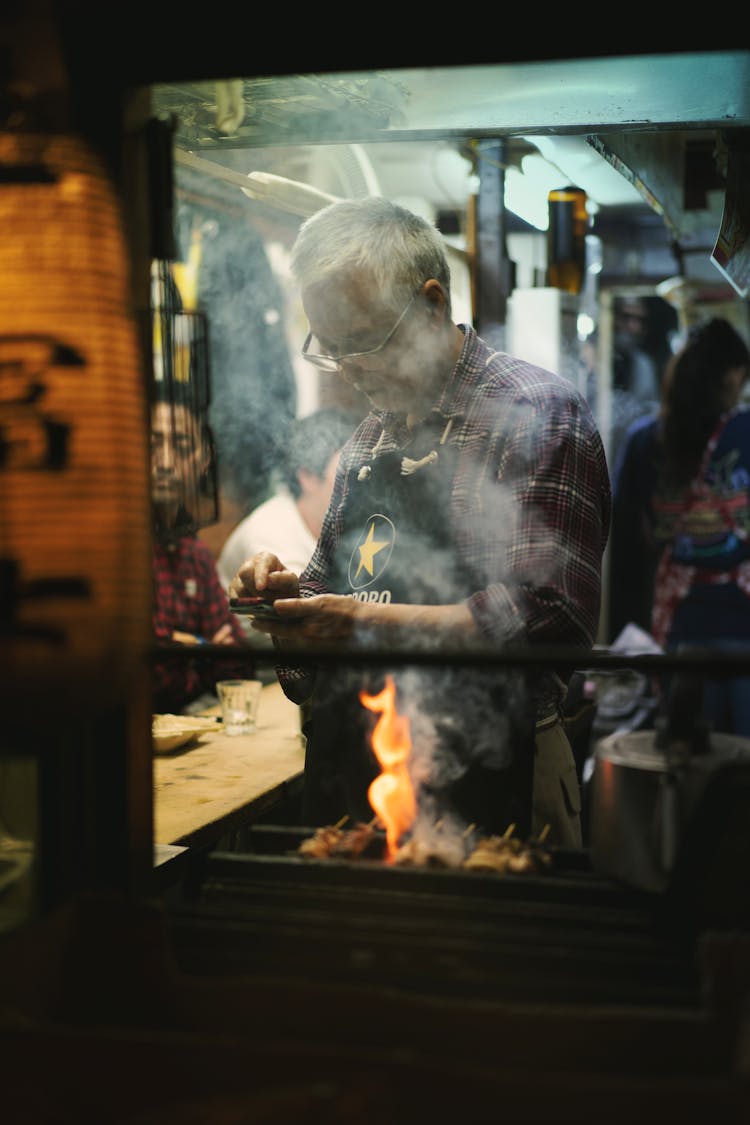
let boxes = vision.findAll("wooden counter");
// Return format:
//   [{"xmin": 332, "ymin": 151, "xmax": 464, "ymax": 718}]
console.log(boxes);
[{"xmin": 153, "ymin": 681, "xmax": 305, "ymax": 850}]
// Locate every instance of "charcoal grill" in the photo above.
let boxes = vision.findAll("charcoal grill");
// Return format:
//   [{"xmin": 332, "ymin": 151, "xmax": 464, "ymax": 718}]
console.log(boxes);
[
  {"xmin": 153, "ymin": 819, "xmax": 750, "ymax": 1118},
  {"xmin": 167, "ymin": 824, "xmax": 707, "ymax": 1010},
  {"xmin": 160, "ymin": 652, "xmax": 750, "ymax": 1115}
]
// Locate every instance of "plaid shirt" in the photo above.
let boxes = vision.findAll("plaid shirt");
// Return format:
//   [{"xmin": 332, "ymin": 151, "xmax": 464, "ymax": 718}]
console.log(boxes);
[
  {"xmin": 279, "ymin": 324, "xmax": 611, "ymax": 705},
  {"xmin": 153, "ymin": 534, "xmax": 249, "ymax": 713}
]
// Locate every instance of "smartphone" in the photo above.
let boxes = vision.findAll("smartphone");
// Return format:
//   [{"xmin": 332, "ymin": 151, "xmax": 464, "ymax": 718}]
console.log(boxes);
[
  {"xmin": 229, "ymin": 597, "xmax": 304, "ymax": 623},
  {"xmin": 230, "ymin": 597, "xmax": 277, "ymax": 618}
]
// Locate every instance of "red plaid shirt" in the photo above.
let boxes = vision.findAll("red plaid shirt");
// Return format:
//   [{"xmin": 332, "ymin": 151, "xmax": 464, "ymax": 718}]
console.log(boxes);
[
  {"xmin": 279, "ymin": 324, "xmax": 611, "ymax": 705},
  {"xmin": 153, "ymin": 534, "xmax": 250, "ymax": 713}
]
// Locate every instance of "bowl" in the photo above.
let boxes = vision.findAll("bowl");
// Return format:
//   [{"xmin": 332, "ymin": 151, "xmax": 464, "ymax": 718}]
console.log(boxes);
[{"xmin": 152, "ymin": 713, "xmax": 220, "ymax": 754}]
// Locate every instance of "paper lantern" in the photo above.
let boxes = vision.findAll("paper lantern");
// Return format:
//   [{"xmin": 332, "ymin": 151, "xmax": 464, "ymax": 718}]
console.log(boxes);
[{"xmin": 0, "ymin": 132, "xmax": 152, "ymax": 711}]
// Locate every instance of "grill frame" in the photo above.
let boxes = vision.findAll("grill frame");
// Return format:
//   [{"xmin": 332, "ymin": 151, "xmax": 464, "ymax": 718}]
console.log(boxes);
[{"xmin": 169, "ymin": 825, "xmax": 702, "ymax": 1010}]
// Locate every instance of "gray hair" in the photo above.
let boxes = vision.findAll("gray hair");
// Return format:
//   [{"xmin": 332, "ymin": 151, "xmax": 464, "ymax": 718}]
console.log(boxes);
[{"xmin": 289, "ymin": 196, "xmax": 452, "ymax": 316}]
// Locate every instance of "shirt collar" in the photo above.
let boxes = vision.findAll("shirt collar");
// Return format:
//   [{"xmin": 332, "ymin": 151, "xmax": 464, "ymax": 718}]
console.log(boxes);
[{"xmin": 371, "ymin": 324, "xmax": 479, "ymax": 436}]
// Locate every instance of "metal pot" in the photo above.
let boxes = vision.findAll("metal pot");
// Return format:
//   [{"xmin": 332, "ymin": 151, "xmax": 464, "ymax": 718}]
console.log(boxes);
[{"xmin": 589, "ymin": 729, "xmax": 750, "ymax": 893}]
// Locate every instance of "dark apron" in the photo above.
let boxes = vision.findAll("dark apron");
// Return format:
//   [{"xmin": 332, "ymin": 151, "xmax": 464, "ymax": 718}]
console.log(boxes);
[{"xmin": 301, "ymin": 418, "xmax": 535, "ymax": 836}]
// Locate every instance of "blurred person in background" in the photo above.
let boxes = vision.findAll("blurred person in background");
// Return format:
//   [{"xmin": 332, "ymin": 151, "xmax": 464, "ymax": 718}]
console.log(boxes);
[
  {"xmin": 609, "ymin": 295, "xmax": 662, "ymax": 471},
  {"xmin": 229, "ymin": 197, "xmax": 610, "ymax": 846},
  {"xmin": 174, "ymin": 202, "xmax": 298, "ymax": 558},
  {"xmin": 613, "ymin": 296, "xmax": 660, "ymax": 400},
  {"xmin": 218, "ymin": 408, "xmax": 359, "ymax": 592},
  {"xmin": 610, "ymin": 317, "xmax": 750, "ymax": 735},
  {"xmin": 151, "ymin": 392, "xmax": 249, "ymax": 714},
  {"xmin": 609, "ymin": 296, "xmax": 679, "ymax": 455}
]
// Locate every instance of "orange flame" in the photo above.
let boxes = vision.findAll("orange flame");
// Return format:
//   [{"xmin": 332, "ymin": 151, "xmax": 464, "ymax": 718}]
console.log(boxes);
[{"xmin": 360, "ymin": 674, "xmax": 417, "ymax": 861}]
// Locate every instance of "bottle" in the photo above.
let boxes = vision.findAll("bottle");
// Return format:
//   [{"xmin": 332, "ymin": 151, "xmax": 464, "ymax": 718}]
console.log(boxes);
[{"xmin": 547, "ymin": 186, "xmax": 588, "ymax": 294}]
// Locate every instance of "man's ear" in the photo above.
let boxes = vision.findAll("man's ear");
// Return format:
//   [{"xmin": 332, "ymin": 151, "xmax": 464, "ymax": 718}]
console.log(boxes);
[{"xmin": 422, "ymin": 279, "xmax": 448, "ymax": 323}]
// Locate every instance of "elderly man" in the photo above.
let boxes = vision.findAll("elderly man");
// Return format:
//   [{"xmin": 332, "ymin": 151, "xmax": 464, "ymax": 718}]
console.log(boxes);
[{"xmin": 230, "ymin": 197, "xmax": 610, "ymax": 845}]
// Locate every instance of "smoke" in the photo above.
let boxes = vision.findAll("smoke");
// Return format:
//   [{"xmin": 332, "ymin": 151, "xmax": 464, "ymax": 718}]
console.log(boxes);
[
  {"xmin": 386, "ymin": 664, "xmax": 532, "ymax": 844},
  {"xmin": 397, "ymin": 665, "xmax": 525, "ymax": 782},
  {"xmin": 402, "ymin": 794, "xmax": 469, "ymax": 866},
  {"xmin": 174, "ymin": 197, "xmax": 297, "ymax": 511}
]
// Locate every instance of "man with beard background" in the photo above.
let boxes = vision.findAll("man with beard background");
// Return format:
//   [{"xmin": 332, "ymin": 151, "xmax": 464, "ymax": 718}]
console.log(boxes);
[{"xmin": 151, "ymin": 390, "xmax": 248, "ymax": 714}]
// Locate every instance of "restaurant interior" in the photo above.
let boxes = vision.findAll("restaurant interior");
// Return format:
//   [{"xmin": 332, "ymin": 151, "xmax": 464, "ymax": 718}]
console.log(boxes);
[{"xmin": 2, "ymin": 10, "xmax": 750, "ymax": 1120}]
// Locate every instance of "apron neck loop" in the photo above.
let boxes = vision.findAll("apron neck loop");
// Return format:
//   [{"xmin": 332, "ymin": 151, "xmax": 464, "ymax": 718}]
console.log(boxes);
[{"xmin": 401, "ymin": 417, "xmax": 453, "ymax": 476}]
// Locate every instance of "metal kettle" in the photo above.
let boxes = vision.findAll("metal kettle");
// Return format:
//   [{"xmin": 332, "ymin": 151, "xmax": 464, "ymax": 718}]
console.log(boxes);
[{"xmin": 589, "ymin": 669, "xmax": 750, "ymax": 893}]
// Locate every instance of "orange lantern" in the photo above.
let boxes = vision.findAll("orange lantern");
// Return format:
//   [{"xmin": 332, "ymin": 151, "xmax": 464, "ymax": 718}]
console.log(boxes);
[{"xmin": 0, "ymin": 132, "xmax": 152, "ymax": 711}]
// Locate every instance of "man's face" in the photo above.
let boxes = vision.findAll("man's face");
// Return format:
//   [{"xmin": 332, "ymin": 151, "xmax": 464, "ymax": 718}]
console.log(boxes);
[
  {"xmin": 615, "ymin": 299, "xmax": 648, "ymax": 351},
  {"xmin": 302, "ymin": 275, "xmax": 431, "ymax": 414},
  {"xmin": 150, "ymin": 401, "xmax": 204, "ymax": 511}
]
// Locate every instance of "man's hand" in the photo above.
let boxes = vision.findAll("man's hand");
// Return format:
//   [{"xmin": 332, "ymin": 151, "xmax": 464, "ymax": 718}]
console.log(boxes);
[
  {"xmin": 171, "ymin": 623, "xmax": 236, "ymax": 646},
  {"xmin": 171, "ymin": 630, "xmax": 201, "ymax": 645},
  {"xmin": 209, "ymin": 623, "xmax": 236, "ymax": 645},
  {"xmin": 229, "ymin": 551, "xmax": 300, "ymax": 602},
  {"xmin": 247, "ymin": 596, "xmax": 479, "ymax": 648},
  {"xmin": 247, "ymin": 593, "xmax": 360, "ymax": 644}
]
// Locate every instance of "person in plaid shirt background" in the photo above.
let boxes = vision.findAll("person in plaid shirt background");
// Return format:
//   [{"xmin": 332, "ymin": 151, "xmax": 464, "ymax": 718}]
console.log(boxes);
[
  {"xmin": 151, "ymin": 396, "xmax": 249, "ymax": 714},
  {"xmin": 230, "ymin": 198, "xmax": 610, "ymax": 845}
]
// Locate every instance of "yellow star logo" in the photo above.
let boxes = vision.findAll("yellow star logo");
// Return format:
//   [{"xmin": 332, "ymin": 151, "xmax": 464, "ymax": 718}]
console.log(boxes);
[{"xmin": 355, "ymin": 521, "xmax": 391, "ymax": 578}]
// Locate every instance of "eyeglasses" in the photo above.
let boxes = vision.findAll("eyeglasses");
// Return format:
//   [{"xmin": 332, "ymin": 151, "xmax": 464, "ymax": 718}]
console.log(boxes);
[{"xmin": 301, "ymin": 290, "xmax": 419, "ymax": 372}]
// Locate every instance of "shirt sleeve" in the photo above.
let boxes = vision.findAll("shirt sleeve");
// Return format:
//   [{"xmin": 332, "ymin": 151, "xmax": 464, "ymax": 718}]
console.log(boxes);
[
  {"xmin": 152, "ymin": 539, "xmax": 252, "ymax": 712},
  {"xmin": 466, "ymin": 391, "xmax": 611, "ymax": 650}
]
